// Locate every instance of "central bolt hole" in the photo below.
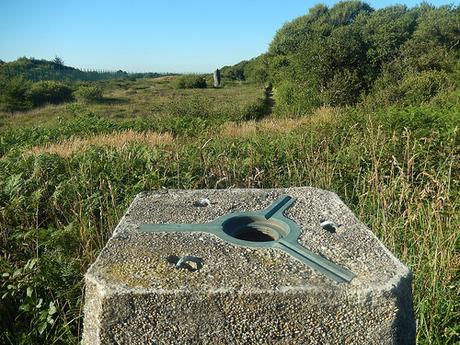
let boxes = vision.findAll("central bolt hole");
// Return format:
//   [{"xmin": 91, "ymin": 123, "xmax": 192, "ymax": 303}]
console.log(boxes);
[
  {"xmin": 234, "ymin": 225, "xmax": 276, "ymax": 242},
  {"xmin": 222, "ymin": 216, "xmax": 288, "ymax": 243}
]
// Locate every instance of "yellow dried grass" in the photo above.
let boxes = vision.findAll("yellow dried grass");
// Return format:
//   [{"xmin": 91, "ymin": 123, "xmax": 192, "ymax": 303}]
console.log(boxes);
[
  {"xmin": 219, "ymin": 106, "xmax": 339, "ymax": 138},
  {"xmin": 27, "ymin": 130, "xmax": 174, "ymax": 157}
]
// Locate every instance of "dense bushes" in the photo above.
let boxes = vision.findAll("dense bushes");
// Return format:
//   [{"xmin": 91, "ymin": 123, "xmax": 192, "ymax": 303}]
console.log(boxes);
[
  {"xmin": 0, "ymin": 80, "xmax": 109, "ymax": 111},
  {"xmin": 221, "ymin": 2, "xmax": 459, "ymax": 114},
  {"xmin": 274, "ymin": 80, "xmax": 320, "ymax": 116},
  {"xmin": 221, "ymin": 61, "xmax": 247, "ymax": 81},
  {"xmin": 74, "ymin": 85, "xmax": 104, "ymax": 102},
  {"xmin": 173, "ymin": 74, "xmax": 207, "ymax": 89},
  {"xmin": 27, "ymin": 81, "xmax": 73, "ymax": 106},
  {"xmin": 0, "ymin": 78, "xmax": 73, "ymax": 111},
  {"xmin": 0, "ymin": 77, "xmax": 32, "ymax": 112},
  {"xmin": 368, "ymin": 70, "xmax": 454, "ymax": 107}
]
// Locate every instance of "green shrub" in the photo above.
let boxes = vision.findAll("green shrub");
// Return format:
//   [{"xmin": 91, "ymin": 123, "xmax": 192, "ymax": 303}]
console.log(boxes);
[
  {"xmin": 398, "ymin": 70, "xmax": 452, "ymax": 105},
  {"xmin": 173, "ymin": 74, "xmax": 207, "ymax": 89},
  {"xmin": 273, "ymin": 80, "xmax": 320, "ymax": 117},
  {"xmin": 166, "ymin": 94, "xmax": 211, "ymax": 117},
  {"xmin": 321, "ymin": 69, "xmax": 362, "ymax": 106},
  {"xmin": 220, "ymin": 61, "xmax": 248, "ymax": 81},
  {"xmin": 0, "ymin": 77, "xmax": 32, "ymax": 112},
  {"xmin": 367, "ymin": 70, "xmax": 453, "ymax": 107},
  {"xmin": 74, "ymin": 85, "xmax": 104, "ymax": 102},
  {"xmin": 243, "ymin": 55, "xmax": 270, "ymax": 83},
  {"xmin": 27, "ymin": 81, "xmax": 73, "ymax": 106}
]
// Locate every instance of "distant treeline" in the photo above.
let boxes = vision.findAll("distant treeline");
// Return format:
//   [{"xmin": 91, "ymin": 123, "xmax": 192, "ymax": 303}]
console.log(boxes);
[
  {"xmin": 0, "ymin": 57, "xmax": 172, "ymax": 82},
  {"xmin": 0, "ymin": 57, "xmax": 177, "ymax": 112},
  {"xmin": 0, "ymin": 57, "xmax": 178, "ymax": 112},
  {"xmin": 221, "ymin": 2, "xmax": 459, "ymax": 114}
]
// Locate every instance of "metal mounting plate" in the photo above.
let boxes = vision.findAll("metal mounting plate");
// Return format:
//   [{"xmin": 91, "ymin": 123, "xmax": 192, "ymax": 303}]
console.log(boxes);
[{"xmin": 139, "ymin": 195, "xmax": 355, "ymax": 283}]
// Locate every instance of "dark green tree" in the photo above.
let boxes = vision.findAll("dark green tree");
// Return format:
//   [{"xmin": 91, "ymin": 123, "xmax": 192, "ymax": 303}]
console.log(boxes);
[
  {"xmin": 0, "ymin": 76, "xmax": 32, "ymax": 112},
  {"xmin": 53, "ymin": 56, "xmax": 64, "ymax": 66},
  {"xmin": 400, "ymin": 5, "xmax": 460, "ymax": 72}
]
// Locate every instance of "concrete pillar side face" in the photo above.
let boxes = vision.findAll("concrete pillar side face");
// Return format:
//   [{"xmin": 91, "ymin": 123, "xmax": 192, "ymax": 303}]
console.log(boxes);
[
  {"xmin": 82, "ymin": 188, "xmax": 415, "ymax": 344},
  {"xmin": 82, "ymin": 278, "xmax": 104, "ymax": 345},
  {"xmin": 95, "ymin": 291, "xmax": 404, "ymax": 345}
]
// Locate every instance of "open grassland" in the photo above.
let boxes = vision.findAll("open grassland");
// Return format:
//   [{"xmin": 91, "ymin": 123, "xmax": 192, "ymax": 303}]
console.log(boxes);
[
  {"xmin": 0, "ymin": 78, "xmax": 267, "ymax": 128},
  {"xmin": 0, "ymin": 79, "xmax": 459, "ymax": 344}
]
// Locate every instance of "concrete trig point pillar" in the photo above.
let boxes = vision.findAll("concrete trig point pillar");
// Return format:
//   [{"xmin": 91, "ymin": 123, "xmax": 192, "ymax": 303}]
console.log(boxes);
[{"xmin": 82, "ymin": 188, "xmax": 415, "ymax": 344}]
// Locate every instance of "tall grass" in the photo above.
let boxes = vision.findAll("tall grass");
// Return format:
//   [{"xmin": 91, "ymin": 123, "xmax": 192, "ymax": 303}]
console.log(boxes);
[
  {"xmin": 0, "ymin": 88, "xmax": 458, "ymax": 344},
  {"xmin": 27, "ymin": 130, "xmax": 173, "ymax": 157}
]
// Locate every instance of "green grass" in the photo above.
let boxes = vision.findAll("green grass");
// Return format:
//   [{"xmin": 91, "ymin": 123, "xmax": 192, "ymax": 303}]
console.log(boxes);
[
  {"xmin": 0, "ymin": 78, "xmax": 267, "ymax": 129},
  {"xmin": 0, "ymin": 79, "xmax": 458, "ymax": 344}
]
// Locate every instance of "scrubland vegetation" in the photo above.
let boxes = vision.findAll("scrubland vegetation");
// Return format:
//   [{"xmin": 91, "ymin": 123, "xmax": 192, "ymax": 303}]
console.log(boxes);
[
  {"xmin": 173, "ymin": 74, "xmax": 207, "ymax": 89},
  {"xmin": 0, "ymin": 1, "xmax": 458, "ymax": 344}
]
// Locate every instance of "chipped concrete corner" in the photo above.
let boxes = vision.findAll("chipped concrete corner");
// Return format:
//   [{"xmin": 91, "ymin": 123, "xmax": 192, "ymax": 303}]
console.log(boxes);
[{"xmin": 82, "ymin": 188, "xmax": 416, "ymax": 345}]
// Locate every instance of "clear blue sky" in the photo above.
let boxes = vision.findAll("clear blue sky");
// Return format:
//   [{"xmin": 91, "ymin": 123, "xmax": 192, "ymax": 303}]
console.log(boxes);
[{"xmin": 0, "ymin": 0, "xmax": 456, "ymax": 73}]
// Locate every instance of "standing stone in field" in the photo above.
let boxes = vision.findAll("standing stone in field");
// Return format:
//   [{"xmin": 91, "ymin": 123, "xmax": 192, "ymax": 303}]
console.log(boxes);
[
  {"xmin": 82, "ymin": 188, "xmax": 415, "ymax": 345},
  {"xmin": 213, "ymin": 68, "xmax": 221, "ymax": 87}
]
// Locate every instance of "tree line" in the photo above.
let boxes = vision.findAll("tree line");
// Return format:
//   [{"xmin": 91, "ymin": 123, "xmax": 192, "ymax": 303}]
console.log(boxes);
[{"xmin": 0, "ymin": 57, "xmax": 166, "ymax": 82}]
